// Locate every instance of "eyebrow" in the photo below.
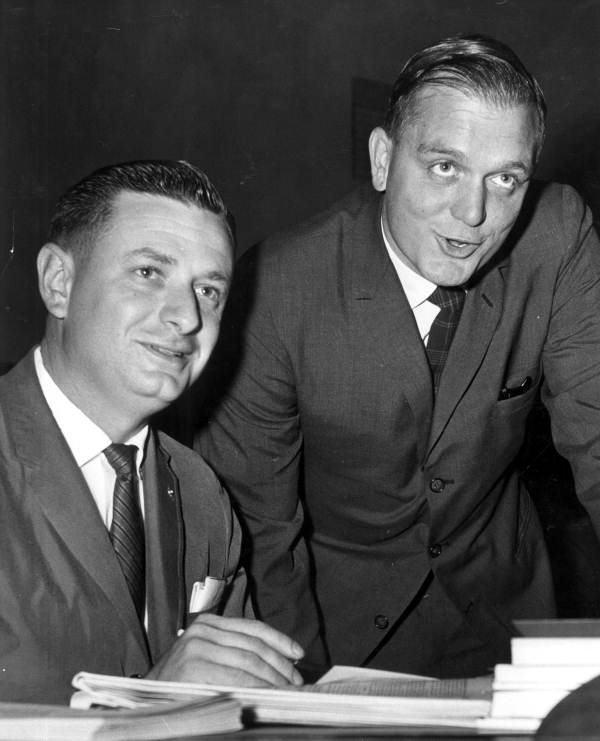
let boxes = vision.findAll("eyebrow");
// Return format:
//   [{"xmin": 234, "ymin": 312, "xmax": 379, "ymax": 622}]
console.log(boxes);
[
  {"xmin": 128, "ymin": 247, "xmax": 176, "ymax": 266},
  {"xmin": 418, "ymin": 143, "xmax": 465, "ymax": 159},
  {"xmin": 200, "ymin": 270, "xmax": 232, "ymax": 284},
  {"xmin": 417, "ymin": 144, "xmax": 532, "ymax": 173}
]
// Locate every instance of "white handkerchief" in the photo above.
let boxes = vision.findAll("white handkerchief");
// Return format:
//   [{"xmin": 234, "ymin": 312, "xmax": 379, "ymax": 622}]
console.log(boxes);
[{"xmin": 189, "ymin": 577, "xmax": 225, "ymax": 614}]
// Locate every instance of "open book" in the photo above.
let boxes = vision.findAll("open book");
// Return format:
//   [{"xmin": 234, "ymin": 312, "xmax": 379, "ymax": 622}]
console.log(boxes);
[
  {"xmin": 0, "ymin": 695, "xmax": 241, "ymax": 741},
  {"xmin": 70, "ymin": 666, "xmax": 540, "ymax": 734}
]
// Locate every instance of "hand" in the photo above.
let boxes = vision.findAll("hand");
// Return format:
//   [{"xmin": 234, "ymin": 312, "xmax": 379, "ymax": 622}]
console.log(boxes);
[{"xmin": 147, "ymin": 613, "xmax": 305, "ymax": 687}]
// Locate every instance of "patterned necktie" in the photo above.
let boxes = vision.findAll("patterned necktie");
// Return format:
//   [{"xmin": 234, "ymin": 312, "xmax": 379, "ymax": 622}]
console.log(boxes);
[
  {"xmin": 104, "ymin": 443, "xmax": 145, "ymax": 621},
  {"xmin": 426, "ymin": 286, "xmax": 466, "ymax": 393}
]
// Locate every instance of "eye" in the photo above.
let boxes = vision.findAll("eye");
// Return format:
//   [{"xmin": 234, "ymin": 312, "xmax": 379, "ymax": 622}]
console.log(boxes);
[
  {"xmin": 490, "ymin": 173, "xmax": 518, "ymax": 190},
  {"xmin": 196, "ymin": 285, "xmax": 221, "ymax": 303},
  {"xmin": 136, "ymin": 266, "xmax": 160, "ymax": 280},
  {"xmin": 431, "ymin": 161, "xmax": 457, "ymax": 178}
]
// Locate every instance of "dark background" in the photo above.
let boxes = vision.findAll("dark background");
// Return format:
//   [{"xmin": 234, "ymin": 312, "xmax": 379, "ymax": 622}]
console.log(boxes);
[
  {"xmin": 1, "ymin": 0, "xmax": 599, "ymax": 364},
  {"xmin": 2, "ymin": 0, "xmax": 600, "ymax": 616}
]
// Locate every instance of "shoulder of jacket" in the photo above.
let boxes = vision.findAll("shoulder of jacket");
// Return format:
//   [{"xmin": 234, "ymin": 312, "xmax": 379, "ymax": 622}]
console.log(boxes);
[
  {"xmin": 505, "ymin": 180, "xmax": 591, "ymax": 261},
  {"xmin": 524, "ymin": 180, "xmax": 587, "ymax": 227},
  {"xmin": 249, "ymin": 183, "xmax": 379, "ymax": 261}
]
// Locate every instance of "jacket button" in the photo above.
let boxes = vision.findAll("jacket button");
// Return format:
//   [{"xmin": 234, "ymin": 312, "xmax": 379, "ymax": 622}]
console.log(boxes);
[
  {"xmin": 428, "ymin": 543, "xmax": 443, "ymax": 558},
  {"xmin": 374, "ymin": 614, "xmax": 389, "ymax": 630},
  {"xmin": 429, "ymin": 478, "xmax": 445, "ymax": 493}
]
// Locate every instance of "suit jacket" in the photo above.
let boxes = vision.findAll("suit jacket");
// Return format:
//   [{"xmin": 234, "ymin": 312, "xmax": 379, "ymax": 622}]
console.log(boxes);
[
  {"xmin": 197, "ymin": 181, "xmax": 600, "ymax": 673},
  {"xmin": 0, "ymin": 350, "xmax": 246, "ymax": 703}
]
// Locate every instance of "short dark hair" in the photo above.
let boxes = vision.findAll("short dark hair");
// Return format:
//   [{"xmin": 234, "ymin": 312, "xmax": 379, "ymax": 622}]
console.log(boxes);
[
  {"xmin": 384, "ymin": 34, "xmax": 547, "ymax": 161},
  {"xmin": 48, "ymin": 159, "xmax": 234, "ymax": 257}
]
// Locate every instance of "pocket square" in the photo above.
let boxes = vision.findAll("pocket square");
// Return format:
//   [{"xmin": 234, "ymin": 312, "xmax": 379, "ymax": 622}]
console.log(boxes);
[
  {"xmin": 189, "ymin": 577, "xmax": 225, "ymax": 614},
  {"xmin": 498, "ymin": 376, "xmax": 532, "ymax": 401}
]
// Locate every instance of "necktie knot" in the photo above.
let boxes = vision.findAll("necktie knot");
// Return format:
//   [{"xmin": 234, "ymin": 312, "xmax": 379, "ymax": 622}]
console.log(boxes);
[
  {"xmin": 428, "ymin": 285, "xmax": 466, "ymax": 312},
  {"xmin": 104, "ymin": 443, "xmax": 137, "ymax": 481},
  {"xmin": 426, "ymin": 285, "xmax": 466, "ymax": 394}
]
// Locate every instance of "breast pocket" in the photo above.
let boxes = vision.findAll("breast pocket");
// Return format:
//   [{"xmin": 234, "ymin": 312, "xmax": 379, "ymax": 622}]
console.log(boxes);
[{"xmin": 496, "ymin": 370, "xmax": 540, "ymax": 418}]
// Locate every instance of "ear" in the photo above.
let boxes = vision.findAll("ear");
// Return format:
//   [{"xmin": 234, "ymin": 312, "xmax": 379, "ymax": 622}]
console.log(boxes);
[
  {"xmin": 368, "ymin": 127, "xmax": 393, "ymax": 192},
  {"xmin": 37, "ymin": 243, "xmax": 75, "ymax": 319}
]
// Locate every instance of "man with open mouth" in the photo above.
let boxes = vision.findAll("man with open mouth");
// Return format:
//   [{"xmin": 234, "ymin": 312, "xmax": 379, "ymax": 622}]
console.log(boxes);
[{"xmin": 198, "ymin": 34, "xmax": 600, "ymax": 682}]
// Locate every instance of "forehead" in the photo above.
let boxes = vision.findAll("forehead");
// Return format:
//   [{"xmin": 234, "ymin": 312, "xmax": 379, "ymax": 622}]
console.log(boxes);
[
  {"xmin": 400, "ymin": 86, "xmax": 538, "ymax": 166},
  {"xmin": 93, "ymin": 191, "xmax": 233, "ymax": 265}
]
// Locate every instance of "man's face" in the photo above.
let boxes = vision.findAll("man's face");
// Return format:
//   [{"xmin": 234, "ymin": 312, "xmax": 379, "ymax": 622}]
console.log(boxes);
[
  {"xmin": 369, "ymin": 86, "xmax": 539, "ymax": 286},
  {"xmin": 51, "ymin": 191, "xmax": 233, "ymax": 430}
]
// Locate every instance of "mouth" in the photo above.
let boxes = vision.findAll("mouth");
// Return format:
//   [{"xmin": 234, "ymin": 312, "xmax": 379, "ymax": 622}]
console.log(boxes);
[
  {"xmin": 143, "ymin": 343, "xmax": 192, "ymax": 362},
  {"xmin": 437, "ymin": 234, "xmax": 483, "ymax": 259}
]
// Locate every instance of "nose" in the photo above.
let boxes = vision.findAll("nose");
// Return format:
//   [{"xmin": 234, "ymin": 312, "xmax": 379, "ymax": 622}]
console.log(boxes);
[
  {"xmin": 450, "ymin": 180, "xmax": 487, "ymax": 227},
  {"xmin": 160, "ymin": 287, "xmax": 202, "ymax": 335}
]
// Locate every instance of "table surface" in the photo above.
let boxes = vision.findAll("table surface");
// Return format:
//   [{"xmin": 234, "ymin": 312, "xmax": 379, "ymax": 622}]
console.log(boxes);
[{"xmin": 180, "ymin": 724, "xmax": 535, "ymax": 740}]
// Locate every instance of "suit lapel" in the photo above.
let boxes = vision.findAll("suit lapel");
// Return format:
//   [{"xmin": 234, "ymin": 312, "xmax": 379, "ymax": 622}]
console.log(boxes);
[
  {"xmin": 144, "ymin": 431, "xmax": 185, "ymax": 660},
  {"xmin": 350, "ymin": 193, "xmax": 433, "ymax": 459},
  {"xmin": 8, "ymin": 352, "xmax": 150, "ymax": 662},
  {"xmin": 427, "ymin": 264, "xmax": 506, "ymax": 453},
  {"xmin": 347, "ymin": 192, "xmax": 508, "ymax": 459}
]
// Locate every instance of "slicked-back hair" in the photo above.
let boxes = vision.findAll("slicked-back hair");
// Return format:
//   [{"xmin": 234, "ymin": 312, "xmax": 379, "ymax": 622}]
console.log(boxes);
[
  {"xmin": 384, "ymin": 34, "xmax": 547, "ymax": 161},
  {"xmin": 48, "ymin": 159, "xmax": 234, "ymax": 259}
]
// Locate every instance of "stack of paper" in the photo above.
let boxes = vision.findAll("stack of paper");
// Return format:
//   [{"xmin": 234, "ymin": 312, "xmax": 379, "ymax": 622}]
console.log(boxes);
[{"xmin": 489, "ymin": 619, "xmax": 600, "ymax": 722}]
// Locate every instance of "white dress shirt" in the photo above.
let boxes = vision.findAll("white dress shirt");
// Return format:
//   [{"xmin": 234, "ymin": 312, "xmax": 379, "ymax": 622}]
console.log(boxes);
[
  {"xmin": 33, "ymin": 346, "xmax": 148, "ymax": 528},
  {"xmin": 381, "ymin": 222, "xmax": 439, "ymax": 345}
]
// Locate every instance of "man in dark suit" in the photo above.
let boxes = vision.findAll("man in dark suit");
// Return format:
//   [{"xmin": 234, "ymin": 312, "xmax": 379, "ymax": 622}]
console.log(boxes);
[
  {"xmin": 0, "ymin": 160, "xmax": 304, "ymax": 703},
  {"xmin": 197, "ymin": 35, "xmax": 600, "ymax": 680}
]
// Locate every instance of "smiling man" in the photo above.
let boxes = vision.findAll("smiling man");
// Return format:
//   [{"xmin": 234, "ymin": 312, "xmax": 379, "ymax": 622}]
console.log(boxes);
[
  {"xmin": 0, "ymin": 160, "xmax": 304, "ymax": 703},
  {"xmin": 198, "ymin": 35, "xmax": 600, "ymax": 679}
]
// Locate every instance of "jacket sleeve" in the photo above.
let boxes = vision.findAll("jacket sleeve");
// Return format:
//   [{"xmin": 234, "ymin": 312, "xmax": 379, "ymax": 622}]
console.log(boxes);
[
  {"xmin": 196, "ymin": 246, "xmax": 329, "ymax": 669},
  {"xmin": 541, "ymin": 187, "xmax": 600, "ymax": 530}
]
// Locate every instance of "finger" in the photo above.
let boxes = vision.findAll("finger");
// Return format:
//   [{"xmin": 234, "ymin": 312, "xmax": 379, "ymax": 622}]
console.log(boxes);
[
  {"xmin": 190, "ymin": 614, "xmax": 304, "ymax": 659},
  {"xmin": 182, "ymin": 639, "xmax": 301, "ymax": 687},
  {"xmin": 183, "ymin": 618, "xmax": 303, "ymax": 685},
  {"xmin": 171, "ymin": 657, "xmax": 287, "ymax": 688},
  {"xmin": 147, "ymin": 644, "xmax": 287, "ymax": 687}
]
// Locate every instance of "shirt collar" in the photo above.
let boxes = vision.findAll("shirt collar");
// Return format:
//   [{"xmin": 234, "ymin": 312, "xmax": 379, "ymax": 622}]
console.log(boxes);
[
  {"xmin": 34, "ymin": 346, "xmax": 148, "ymax": 468},
  {"xmin": 380, "ymin": 218, "xmax": 436, "ymax": 309}
]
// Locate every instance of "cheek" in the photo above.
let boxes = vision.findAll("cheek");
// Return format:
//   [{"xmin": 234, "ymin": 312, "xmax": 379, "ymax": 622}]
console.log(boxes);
[
  {"xmin": 488, "ymin": 194, "xmax": 524, "ymax": 229},
  {"xmin": 65, "ymin": 300, "xmax": 109, "ymax": 350},
  {"xmin": 201, "ymin": 320, "xmax": 220, "ymax": 351},
  {"xmin": 195, "ymin": 315, "xmax": 221, "ymax": 356},
  {"xmin": 390, "ymin": 196, "xmax": 432, "ymax": 236},
  {"xmin": 120, "ymin": 300, "xmax": 156, "ymax": 334}
]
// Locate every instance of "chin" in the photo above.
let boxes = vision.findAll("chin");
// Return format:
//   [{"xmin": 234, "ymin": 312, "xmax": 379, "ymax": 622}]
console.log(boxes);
[
  {"xmin": 433, "ymin": 262, "xmax": 478, "ymax": 286},
  {"xmin": 428, "ymin": 271, "xmax": 466, "ymax": 287},
  {"xmin": 157, "ymin": 385, "xmax": 187, "ymax": 405},
  {"xmin": 136, "ymin": 378, "xmax": 187, "ymax": 409}
]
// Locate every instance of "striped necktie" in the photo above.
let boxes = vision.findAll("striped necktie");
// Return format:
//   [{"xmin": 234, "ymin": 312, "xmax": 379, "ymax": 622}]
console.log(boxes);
[{"xmin": 104, "ymin": 443, "xmax": 145, "ymax": 622}]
